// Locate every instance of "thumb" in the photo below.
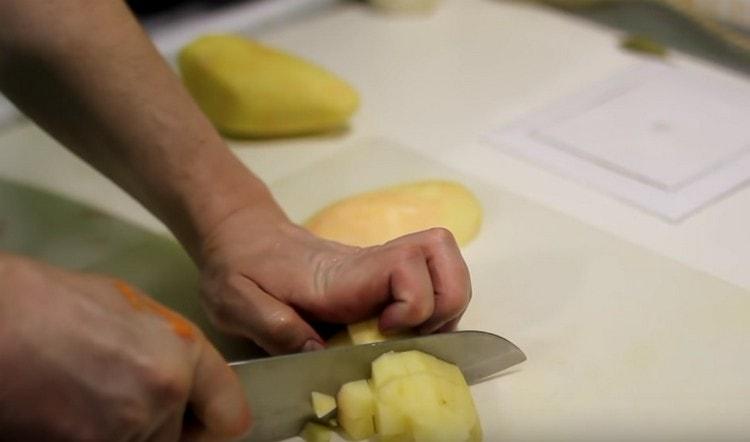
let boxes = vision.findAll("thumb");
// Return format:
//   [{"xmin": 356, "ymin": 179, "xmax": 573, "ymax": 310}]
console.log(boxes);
[{"xmin": 225, "ymin": 275, "xmax": 325, "ymax": 355}]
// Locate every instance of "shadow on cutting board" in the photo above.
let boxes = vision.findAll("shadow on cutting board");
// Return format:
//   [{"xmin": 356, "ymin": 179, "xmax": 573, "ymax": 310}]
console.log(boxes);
[{"xmin": 0, "ymin": 178, "xmax": 263, "ymax": 361}]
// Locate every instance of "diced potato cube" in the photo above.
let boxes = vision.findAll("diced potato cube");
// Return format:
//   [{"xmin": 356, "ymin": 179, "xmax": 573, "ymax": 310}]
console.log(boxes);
[
  {"xmin": 371, "ymin": 351, "xmax": 482, "ymax": 442},
  {"xmin": 371, "ymin": 351, "xmax": 409, "ymax": 388},
  {"xmin": 321, "ymin": 349, "xmax": 482, "ymax": 441},
  {"xmin": 337, "ymin": 380, "xmax": 376, "ymax": 440},
  {"xmin": 374, "ymin": 400, "xmax": 408, "ymax": 437},
  {"xmin": 311, "ymin": 391, "xmax": 337, "ymax": 419}
]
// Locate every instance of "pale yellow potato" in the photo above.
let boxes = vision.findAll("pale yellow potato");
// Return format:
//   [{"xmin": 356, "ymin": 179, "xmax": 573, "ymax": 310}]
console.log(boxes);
[
  {"xmin": 305, "ymin": 180, "xmax": 482, "ymax": 247},
  {"xmin": 374, "ymin": 398, "xmax": 409, "ymax": 439},
  {"xmin": 310, "ymin": 391, "xmax": 337, "ymax": 419},
  {"xmin": 327, "ymin": 318, "xmax": 413, "ymax": 347},
  {"xmin": 336, "ymin": 380, "xmax": 376, "ymax": 440},
  {"xmin": 378, "ymin": 374, "xmax": 473, "ymax": 442},
  {"xmin": 347, "ymin": 318, "xmax": 388, "ymax": 345},
  {"xmin": 373, "ymin": 351, "xmax": 481, "ymax": 442},
  {"xmin": 300, "ymin": 421, "xmax": 332, "ymax": 442},
  {"xmin": 371, "ymin": 350, "xmax": 466, "ymax": 389},
  {"xmin": 324, "ymin": 327, "xmax": 482, "ymax": 441},
  {"xmin": 179, "ymin": 34, "xmax": 359, "ymax": 138}
]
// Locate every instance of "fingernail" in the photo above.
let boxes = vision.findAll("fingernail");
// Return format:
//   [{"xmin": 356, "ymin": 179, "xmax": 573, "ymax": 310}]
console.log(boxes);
[{"xmin": 302, "ymin": 339, "xmax": 325, "ymax": 352}]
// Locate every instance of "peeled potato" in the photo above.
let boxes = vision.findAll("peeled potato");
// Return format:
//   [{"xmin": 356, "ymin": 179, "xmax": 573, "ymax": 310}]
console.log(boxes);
[
  {"xmin": 305, "ymin": 180, "xmax": 482, "ymax": 247},
  {"xmin": 178, "ymin": 34, "xmax": 359, "ymax": 137},
  {"xmin": 327, "ymin": 318, "xmax": 414, "ymax": 347},
  {"xmin": 322, "ymin": 320, "xmax": 482, "ymax": 441},
  {"xmin": 335, "ymin": 350, "xmax": 482, "ymax": 442},
  {"xmin": 347, "ymin": 318, "xmax": 401, "ymax": 345},
  {"xmin": 337, "ymin": 380, "xmax": 377, "ymax": 440}
]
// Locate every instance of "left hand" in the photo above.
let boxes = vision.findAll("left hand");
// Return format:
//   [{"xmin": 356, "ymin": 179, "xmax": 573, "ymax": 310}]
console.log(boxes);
[{"xmin": 195, "ymin": 206, "xmax": 472, "ymax": 355}]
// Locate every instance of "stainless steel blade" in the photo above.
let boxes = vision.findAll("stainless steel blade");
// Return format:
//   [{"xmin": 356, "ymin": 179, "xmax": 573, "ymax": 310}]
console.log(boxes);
[{"xmin": 230, "ymin": 331, "xmax": 525, "ymax": 442}]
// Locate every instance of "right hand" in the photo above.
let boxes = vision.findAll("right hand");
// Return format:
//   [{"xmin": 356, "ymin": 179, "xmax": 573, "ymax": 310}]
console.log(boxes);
[{"xmin": 0, "ymin": 253, "xmax": 250, "ymax": 441}]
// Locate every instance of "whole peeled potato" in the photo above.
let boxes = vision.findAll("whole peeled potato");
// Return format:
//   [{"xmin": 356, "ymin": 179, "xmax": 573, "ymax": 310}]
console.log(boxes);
[
  {"xmin": 178, "ymin": 34, "xmax": 359, "ymax": 138},
  {"xmin": 305, "ymin": 180, "xmax": 482, "ymax": 247}
]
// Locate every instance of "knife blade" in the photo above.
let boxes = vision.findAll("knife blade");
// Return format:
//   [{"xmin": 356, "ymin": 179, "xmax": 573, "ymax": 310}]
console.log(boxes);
[{"xmin": 230, "ymin": 330, "xmax": 525, "ymax": 442}]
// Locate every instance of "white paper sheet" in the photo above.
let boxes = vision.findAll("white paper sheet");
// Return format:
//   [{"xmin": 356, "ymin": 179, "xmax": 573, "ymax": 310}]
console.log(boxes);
[{"xmin": 484, "ymin": 60, "xmax": 750, "ymax": 222}]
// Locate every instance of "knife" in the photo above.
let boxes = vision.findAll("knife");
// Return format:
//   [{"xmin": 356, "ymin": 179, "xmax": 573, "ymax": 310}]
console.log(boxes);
[{"xmin": 230, "ymin": 331, "xmax": 525, "ymax": 442}]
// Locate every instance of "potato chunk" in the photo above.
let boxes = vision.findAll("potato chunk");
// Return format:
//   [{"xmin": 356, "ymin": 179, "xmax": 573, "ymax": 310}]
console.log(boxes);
[
  {"xmin": 335, "ymin": 350, "xmax": 482, "ymax": 441},
  {"xmin": 347, "ymin": 318, "xmax": 390, "ymax": 345},
  {"xmin": 336, "ymin": 380, "xmax": 376, "ymax": 440},
  {"xmin": 305, "ymin": 180, "xmax": 482, "ymax": 247},
  {"xmin": 372, "ymin": 352, "xmax": 482, "ymax": 442},
  {"xmin": 179, "ymin": 34, "xmax": 359, "ymax": 138},
  {"xmin": 310, "ymin": 391, "xmax": 337, "ymax": 419}
]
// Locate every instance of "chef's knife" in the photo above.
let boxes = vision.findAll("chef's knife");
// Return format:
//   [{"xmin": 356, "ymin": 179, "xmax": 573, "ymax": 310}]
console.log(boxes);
[{"xmin": 230, "ymin": 330, "xmax": 525, "ymax": 442}]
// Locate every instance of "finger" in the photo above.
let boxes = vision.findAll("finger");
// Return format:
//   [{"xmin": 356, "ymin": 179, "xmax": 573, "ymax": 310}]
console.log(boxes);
[
  {"xmin": 389, "ymin": 228, "xmax": 471, "ymax": 334},
  {"xmin": 419, "ymin": 271, "xmax": 471, "ymax": 335},
  {"xmin": 378, "ymin": 245, "xmax": 436, "ymax": 333},
  {"xmin": 437, "ymin": 314, "xmax": 464, "ymax": 333},
  {"xmin": 187, "ymin": 339, "xmax": 252, "ymax": 440},
  {"xmin": 419, "ymin": 228, "xmax": 471, "ymax": 334},
  {"xmin": 221, "ymin": 274, "xmax": 325, "ymax": 355}
]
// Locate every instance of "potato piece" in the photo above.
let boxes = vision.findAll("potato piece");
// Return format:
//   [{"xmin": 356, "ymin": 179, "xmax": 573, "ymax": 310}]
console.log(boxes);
[
  {"xmin": 311, "ymin": 391, "xmax": 337, "ymax": 419},
  {"xmin": 374, "ymin": 400, "xmax": 408, "ymax": 438},
  {"xmin": 324, "ymin": 349, "xmax": 482, "ymax": 441},
  {"xmin": 337, "ymin": 380, "xmax": 376, "ymax": 440},
  {"xmin": 371, "ymin": 351, "xmax": 482, "ymax": 442},
  {"xmin": 371, "ymin": 351, "xmax": 409, "ymax": 388},
  {"xmin": 179, "ymin": 34, "xmax": 359, "ymax": 138},
  {"xmin": 300, "ymin": 421, "xmax": 332, "ymax": 442},
  {"xmin": 371, "ymin": 350, "xmax": 463, "ymax": 389},
  {"xmin": 304, "ymin": 180, "xmax": 482, "ymax": 247},
  {"xmin": 346, "ymin": 318, "xmax": 413, "ymax": 346},
  {"xmin": 347, "ymin": 318, "xmax": 388, "ymax": 345}
]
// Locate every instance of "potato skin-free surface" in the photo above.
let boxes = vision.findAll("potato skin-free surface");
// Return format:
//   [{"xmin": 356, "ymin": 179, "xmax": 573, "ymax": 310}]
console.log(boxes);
[
  {"xmin": 337, "ymin": 379, "xmax": 376, "ymax": 440},
  {"xmin": 305, "ymin": 180, "xmax": 482, "ymax": 247},
  {"xmin": 179, "ymin": 34, "xmax": 359, "ymax": 137},
  {"xmin": 336, "ymin": 350, "xmax": 482, "ymax": 442}
]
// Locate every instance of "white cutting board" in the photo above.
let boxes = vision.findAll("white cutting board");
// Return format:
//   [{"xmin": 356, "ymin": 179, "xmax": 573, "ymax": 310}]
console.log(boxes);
[{"xmin": 270, "ymin": 138, "xmax": 750, "ymax": 441}]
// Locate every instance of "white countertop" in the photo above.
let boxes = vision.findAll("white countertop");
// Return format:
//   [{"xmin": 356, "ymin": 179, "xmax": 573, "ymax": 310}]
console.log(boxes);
[{"xmin": 1, "ymin": 1, "xmax": 748, "ymax": 440}]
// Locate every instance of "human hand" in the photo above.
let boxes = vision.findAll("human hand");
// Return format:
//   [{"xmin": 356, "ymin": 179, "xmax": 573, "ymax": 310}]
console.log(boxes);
[
  {"xmin": 196, "ymin": 206, "xmax": 472, "ymax": 355},
  {"xmin": 0, "ymin": 253, "xmax": 250, "ymax": 441}
]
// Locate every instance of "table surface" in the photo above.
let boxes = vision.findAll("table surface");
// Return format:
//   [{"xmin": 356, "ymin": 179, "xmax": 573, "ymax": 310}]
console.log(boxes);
[{"xmin": 1, "ymin": 1, "xmax": 749, "ymax": 440}]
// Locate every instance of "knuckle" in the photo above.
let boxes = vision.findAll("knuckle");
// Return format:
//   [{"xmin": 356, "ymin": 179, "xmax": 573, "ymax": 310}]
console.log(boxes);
[
  {"xmin": 424, "ymin": 227, "xmax": 457, "ymax": 246},
  {"xmin": 204, "ymin": 297, "xmax": 236, "ymax": 331},
  {"xmin": 112, "ymin": 399, "xmax": 151, "ymax": 435},
  {"xmin": 427, "ymin": 227, "xmax": 458, "ymax": 249},
  {"xmin": 200, "ymin": 273, "xmax": 242, "ymax": 329},
  {"xmin": 392, "ymin": 244, "xmax": 423, "ymax": 263},
  {"xmin": 137, "ymin": 358, "xmax": 188, "ymax": 406}
]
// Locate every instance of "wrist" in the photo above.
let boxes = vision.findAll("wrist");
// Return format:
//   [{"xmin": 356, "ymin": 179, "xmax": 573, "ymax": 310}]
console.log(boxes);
[{"xmin": 174, "ymin": 173, "xmax": 291, "ymax": 263}]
